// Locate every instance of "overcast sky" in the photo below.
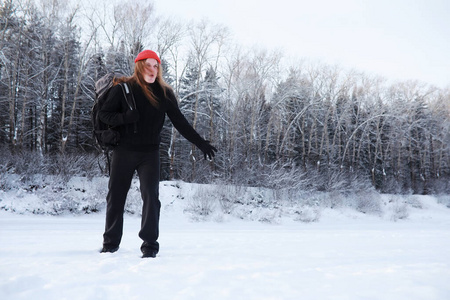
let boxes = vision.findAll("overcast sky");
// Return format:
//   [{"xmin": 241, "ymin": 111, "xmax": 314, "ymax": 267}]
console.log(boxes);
[{"xmin": 154, "ymin": 0, "xmax": 450, "ymax": 89}]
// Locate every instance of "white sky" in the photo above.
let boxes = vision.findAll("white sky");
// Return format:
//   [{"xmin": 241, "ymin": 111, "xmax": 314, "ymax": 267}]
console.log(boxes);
[{"xmin": 155, "ymin": 0, "xmax": 450, "ymax": 88}]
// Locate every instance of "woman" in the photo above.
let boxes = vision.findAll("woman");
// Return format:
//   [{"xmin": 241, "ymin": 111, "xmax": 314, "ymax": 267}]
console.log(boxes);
[{"xmin": 99, "ymin": 50, "xmax": 217, "ymax": 258}]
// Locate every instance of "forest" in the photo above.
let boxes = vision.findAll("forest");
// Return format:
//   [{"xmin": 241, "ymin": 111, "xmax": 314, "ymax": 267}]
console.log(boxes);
[{"xmin": 1, "ymin": 0, "xmax": 449, "ymax": 195}]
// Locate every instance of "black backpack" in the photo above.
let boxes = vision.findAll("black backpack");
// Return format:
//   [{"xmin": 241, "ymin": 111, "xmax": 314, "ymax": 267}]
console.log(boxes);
[
  {"xmin": 92, "ymin": 72, "xmax": 136, "ymax": 151},
  {"xmin": 92, "ymin": 73, "xmax": 136, "ymax": 174}
]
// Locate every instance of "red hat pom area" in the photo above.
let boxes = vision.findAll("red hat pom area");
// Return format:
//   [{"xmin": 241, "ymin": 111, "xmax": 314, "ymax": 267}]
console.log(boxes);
[{"xmin": 134, "ymin": 50, "xmax": 161, "ymax": 64}]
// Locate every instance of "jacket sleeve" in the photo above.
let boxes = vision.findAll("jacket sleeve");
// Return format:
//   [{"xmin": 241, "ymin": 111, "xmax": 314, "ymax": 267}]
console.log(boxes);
[
  {"xmin": 98, "ymin": 85, "xmax": 126, "ymax": 126},
  {"xmin": 165, "ymin": 89, "xmax": 205, "ymax": 148}
]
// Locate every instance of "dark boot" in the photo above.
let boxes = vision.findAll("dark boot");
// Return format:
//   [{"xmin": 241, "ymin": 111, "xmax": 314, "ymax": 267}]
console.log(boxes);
[
  {"xmin": 100, "ymin": 246, "xmax": 119, "ymax": 253},
  {"xmin": 141, "ymin": 250, "xmax": 157, "ymax": 258}
]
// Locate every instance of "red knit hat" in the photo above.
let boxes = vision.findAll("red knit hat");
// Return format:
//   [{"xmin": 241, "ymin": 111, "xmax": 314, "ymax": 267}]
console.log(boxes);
[{"xmin": 134, "ymin": 50, "xmax": 161, "ymax": 64}]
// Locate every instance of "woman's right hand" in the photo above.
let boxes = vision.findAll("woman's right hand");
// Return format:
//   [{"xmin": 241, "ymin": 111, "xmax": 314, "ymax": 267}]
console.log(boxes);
[{"xmin": 123, "ymin": 109, "xmax": 139, "ymax": 124}]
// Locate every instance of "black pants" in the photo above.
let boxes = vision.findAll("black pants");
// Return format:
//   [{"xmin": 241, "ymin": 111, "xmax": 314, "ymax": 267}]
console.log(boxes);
[{"xmin": 102, "ymin": 147, "xmax": 161, "ymax": 253}]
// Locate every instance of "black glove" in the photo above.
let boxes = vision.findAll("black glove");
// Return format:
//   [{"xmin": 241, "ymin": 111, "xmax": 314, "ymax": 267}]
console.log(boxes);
[
  {"xmin": 123, "ymin": 109, "xmax": 139, "ymax": 124},
  {"xmin": 198, "ymin": 140, "xmax": 218, "ymax": 160}
]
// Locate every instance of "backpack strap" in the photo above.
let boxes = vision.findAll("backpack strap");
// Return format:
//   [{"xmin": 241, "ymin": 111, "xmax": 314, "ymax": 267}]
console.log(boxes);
[
  {"xmin": 119, "ymin": 82, "xmax": 138, "ymax": 133},
  {"xmin": 119, "ymin": 82, "xmax": 136, "ymax": 111}
]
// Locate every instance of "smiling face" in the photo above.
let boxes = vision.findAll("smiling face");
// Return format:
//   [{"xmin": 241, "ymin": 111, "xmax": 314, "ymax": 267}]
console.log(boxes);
[{"xmin": 143, "ymin": 58, "xmax": 159, "ymax": 84}]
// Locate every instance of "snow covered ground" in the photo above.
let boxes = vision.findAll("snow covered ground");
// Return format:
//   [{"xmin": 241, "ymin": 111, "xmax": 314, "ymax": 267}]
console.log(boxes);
[{"xmin": 1, "ymin": 180, "xmax": 450, "ymax": 300}]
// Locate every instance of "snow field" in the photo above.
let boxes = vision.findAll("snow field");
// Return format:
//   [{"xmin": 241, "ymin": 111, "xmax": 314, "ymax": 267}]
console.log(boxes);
[{"xmin": 1, "ymin": 198, "xmax": 450, "ymax": 300}]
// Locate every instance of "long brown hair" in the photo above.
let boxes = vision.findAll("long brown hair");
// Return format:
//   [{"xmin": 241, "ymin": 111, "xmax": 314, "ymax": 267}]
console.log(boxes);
[{"xmin": 114, "ymin": 60, "xmax": 171, "ymax": 108}]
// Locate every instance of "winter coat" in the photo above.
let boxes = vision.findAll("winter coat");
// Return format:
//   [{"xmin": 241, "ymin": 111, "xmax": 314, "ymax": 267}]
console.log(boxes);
[{"xmin": 99, "ymin": 81, "xmax": 205, "ymax": 152}]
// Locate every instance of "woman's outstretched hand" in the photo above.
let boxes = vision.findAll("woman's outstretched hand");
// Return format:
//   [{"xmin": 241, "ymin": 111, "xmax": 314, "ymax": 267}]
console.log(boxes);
[{"xmin": 199, "ymin": 140, "xmax": 218, "ymax": 160}]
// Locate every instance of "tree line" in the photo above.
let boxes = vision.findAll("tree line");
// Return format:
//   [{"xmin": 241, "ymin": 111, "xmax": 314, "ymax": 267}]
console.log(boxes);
[{"xmin": 1, "ymin": 0, "xmax": 449, "ymax": 195}]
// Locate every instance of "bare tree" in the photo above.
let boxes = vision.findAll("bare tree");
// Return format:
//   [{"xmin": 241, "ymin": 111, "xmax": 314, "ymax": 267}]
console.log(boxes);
[
  {"xmin": 114, "ymin": 0, "xmax": 156, "ymax": 64},
  {"xmin": 170, "ymin": 19, "xmax": 229, "ymax": 181}
]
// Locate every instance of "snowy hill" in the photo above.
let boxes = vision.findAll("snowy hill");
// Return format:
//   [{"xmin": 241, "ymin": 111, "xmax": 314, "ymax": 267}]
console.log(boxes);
[{"xmin": 1, "ymin": 175, "xmax": 449, "ymax": 222}]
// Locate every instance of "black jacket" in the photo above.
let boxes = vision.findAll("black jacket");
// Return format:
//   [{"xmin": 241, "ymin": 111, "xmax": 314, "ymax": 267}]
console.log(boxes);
[{"xmin": 99, "ymin": 81, "xmax": 205, "ymax": 152}]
